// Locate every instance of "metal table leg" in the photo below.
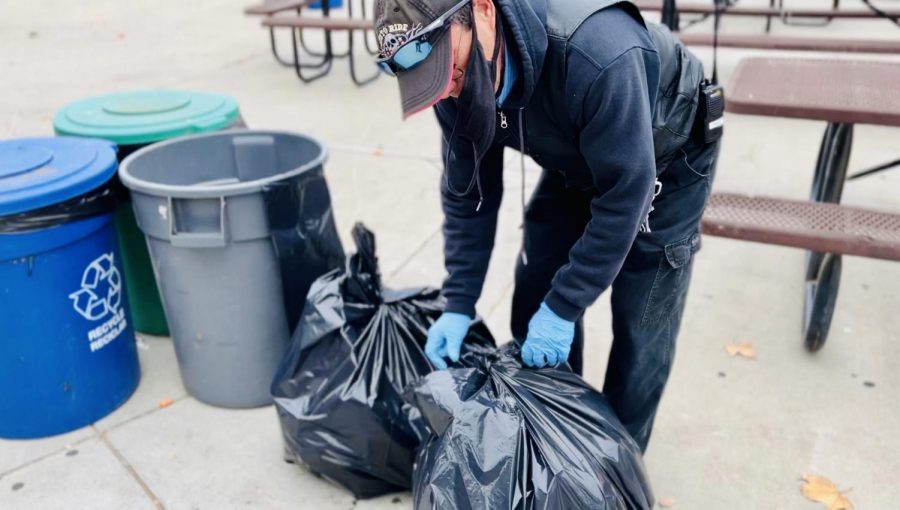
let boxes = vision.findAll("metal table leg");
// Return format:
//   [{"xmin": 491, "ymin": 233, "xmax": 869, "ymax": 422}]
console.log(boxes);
[
  {"xmin": 270, "ymin": 27, "xmax": 299, "ymax": 67},
  {"xmin": 782, "ymin": 0, "xmax": 840, "ymax": 27},
  {"xmin": 346, "ymin": 0, "xmax": 379, "ymax": 86},
  {"xmin": 766, "ymin": 0, "xmax": 777, "ymax": 33},
  {"xmin": 299, "ymin": 2, "xmax": 351, "ymax": 60},
  {"xmin": 662, "ymin": 0, "xmax": 680, "ymax": 31},
  {"xmin": 290, "ymin": 24, "xmax": 333, "ymax": 83},
  {"xmin": 804, "ymin": 122, "xmax": 853, "ymax": 352},
  {"xmin": 270, "ymin": 7, "xmax": 329, "ymax": 67},
  {"xmin": 848, "ymin": 157, "xmax": 900, "ymax": 181}
]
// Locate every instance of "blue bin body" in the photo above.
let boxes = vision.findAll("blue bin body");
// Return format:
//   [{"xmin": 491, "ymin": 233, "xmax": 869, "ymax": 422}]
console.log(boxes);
[
  {"xmin": 308, "ymin": 0, "xmax": 343, "ymax": 9},
  {"xmin": 0, "ymin": 138, "xmax": 140, "ymax": 439}
]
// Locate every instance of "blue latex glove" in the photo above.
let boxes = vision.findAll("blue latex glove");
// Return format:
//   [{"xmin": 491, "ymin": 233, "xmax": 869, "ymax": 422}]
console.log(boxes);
[
  {"xmin": 424, "ymin": 312, "xmax": 472, "ymax": 370},
  {"xmin": 521, "ymin": 303, "xmax": 576, "ymax": 368}
]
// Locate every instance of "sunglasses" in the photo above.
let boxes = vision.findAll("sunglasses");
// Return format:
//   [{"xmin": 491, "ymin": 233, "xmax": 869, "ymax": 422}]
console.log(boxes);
[{"xmin": 376, "ymin": 0, "xmax": 471, "ymax": 76}]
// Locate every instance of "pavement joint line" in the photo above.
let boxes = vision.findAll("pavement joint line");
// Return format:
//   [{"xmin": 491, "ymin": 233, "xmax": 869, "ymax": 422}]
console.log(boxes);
[
  {"xmin": 100, "ymin": 395, "xmax": 192, "ymax": 435},
  {"xmin": 0, "ymin": 396, "xmax": 190, "ymax": 485},
  {"xmin": 94, "ymin": 426, "xmax": 166, "ymax": 510},
  {"xmin": 0, "ymin": 433, "xmax": 97, "ymax": 480}
]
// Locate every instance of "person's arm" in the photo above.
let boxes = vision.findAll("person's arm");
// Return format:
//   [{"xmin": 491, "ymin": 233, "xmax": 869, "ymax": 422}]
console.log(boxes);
[
  {"xmin": 434, "ymin": 100, "xmax": 504, "ymax": 319},
  {"xmin": 543, "ymin": 47, "xmax": 659, "ymax": 321}
]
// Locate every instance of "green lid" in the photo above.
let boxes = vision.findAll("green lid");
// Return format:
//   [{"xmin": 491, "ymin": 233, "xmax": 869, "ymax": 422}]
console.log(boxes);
[{"xmin": 53, "ymin": 90, "xmax": 241, "ymax": 146}]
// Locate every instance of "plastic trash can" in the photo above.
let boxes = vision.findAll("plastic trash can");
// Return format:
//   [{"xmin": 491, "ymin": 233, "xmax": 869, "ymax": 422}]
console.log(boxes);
[
  {"xmin": 54, "ymin": 90, "xmax": 243, "ymax": 337},
  {"xmin": 0, "ymin": 137, "xmax": 140, "ymax": 439},
  {"xmin": 119, "ymin": 131, "xmax": 343, "ymax": 408}
]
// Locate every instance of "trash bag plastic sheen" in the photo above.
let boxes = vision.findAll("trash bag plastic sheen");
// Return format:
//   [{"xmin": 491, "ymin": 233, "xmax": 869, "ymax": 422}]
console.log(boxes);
[
  {"xmin": 271, "ymin": 224, "xmax": 495, "ymax": 499},
  {"xmin": 263, "ymin": 170, "xmax": 345, "ymax": 329},
  {"xmin": 406, "ymin": 345, "xmax": 655, "ymax": 510},
  {"xmin": 0, "ymin": 178, "xmax": 120, "ymax": 233}
]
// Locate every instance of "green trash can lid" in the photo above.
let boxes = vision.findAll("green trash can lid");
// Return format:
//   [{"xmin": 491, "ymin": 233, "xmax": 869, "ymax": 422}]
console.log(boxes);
[{"xmin": 53, "ymin": 90, "xmax": 241, "ymax": 146}]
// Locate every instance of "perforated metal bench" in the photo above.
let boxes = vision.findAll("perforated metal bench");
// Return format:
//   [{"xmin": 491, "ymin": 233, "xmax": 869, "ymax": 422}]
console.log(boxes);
[
  {"xmin": 637, "ymin": 0, "xmax": 900, "ymax": 19},
  {"xmin": 245, "ymin": 0, "xmax": 313, "ymax": 16},
  {"xmin": 703, "ymin": 194, "xmax": 900, "ymax": 262},
  {"xmin": 702, "ymin": 194, "xmax": 900, "ymax": 351},
  {"xmin": 709, "ymin": 57, "xmax": 900, "ymax": 352},
  {"xmin": 639, "ymin": 0, "xmax": 900, "ymax": 32},
  {"xmin": 262, "ymin": 16, "xmax": 373, "ymax": 30},
  {"xmin": 676, "ymin": 32, "xmax": 900, "ymax": 54}
]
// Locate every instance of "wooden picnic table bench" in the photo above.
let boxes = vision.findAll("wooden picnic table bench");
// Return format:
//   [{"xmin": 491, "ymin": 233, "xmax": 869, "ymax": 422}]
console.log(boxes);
[{"xmin": 701, "ymin": 57, "xmax": 900, "ymax": 351}]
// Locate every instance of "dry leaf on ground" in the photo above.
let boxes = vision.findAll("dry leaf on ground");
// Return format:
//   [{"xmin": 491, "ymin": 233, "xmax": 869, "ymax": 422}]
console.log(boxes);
[
  {"xmin": 725, "ymin": 342, "xmax": 756, "ymax": 359},
  {"xmin": 801, "ymin": 474, "xmax": 853, "ymax": 510},
  {"xmin": 658, "ymin": 497, "xmax": 675, "ymax": 508},
  {"xmin": 159, "ymin": 398, "xmax": 174, "ymax": 408}
]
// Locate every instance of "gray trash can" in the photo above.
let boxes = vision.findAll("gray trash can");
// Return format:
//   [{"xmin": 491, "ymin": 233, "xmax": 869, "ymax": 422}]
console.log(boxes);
[{"xmin": 119, "ymin": 131, "xmax": 343, "ymax": 408}]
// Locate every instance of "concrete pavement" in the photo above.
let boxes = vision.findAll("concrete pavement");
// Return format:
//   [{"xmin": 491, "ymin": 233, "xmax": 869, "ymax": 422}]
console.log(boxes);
[{"xmin": 2, "ymin": 1, "xmax": 899, "ymax": 508}]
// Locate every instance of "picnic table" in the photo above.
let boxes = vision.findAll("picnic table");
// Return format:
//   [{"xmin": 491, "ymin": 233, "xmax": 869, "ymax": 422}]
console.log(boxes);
[
  {"xmin": 246, "ymin": 0, "xmax": 378, "ymax": 85},
  {"xmin": 702, "ymin": 57, "xmax": 900, "ymax": 351}
]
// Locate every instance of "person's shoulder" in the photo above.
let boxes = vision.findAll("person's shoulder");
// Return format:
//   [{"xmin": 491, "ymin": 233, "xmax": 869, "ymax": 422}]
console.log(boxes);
[{"xmin": 567, "ymin": 5, "xmax": 656, "ymax": 71}]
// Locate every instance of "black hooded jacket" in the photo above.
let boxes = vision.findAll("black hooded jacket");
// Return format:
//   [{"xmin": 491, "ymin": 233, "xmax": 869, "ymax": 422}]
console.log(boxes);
[{"xmin": 435, "ymin": 0, "xmax": 704, "ymax": 321}]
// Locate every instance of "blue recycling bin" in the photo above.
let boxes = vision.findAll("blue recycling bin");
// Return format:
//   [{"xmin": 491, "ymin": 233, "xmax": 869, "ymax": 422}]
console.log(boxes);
[{"xmin": 0, "ymin": 137, "xmax": 140, "ymax": 439}]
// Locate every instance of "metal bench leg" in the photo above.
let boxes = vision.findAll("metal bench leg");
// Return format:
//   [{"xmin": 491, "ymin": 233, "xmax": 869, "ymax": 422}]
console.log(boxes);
[
  {"xmin": 804, "ymin": 122, "xmax": 853, "ymax": 351},
  {"xmin": 347, "ymin": 30, "xmax": 380, "ymax": 86},
  {"xmin": 269, "ymin": 27, "xmax": 299, "ymax": 67},
  {"xmin": 290, "ymin": 25, "xmax": 333, "ymax": 83}
]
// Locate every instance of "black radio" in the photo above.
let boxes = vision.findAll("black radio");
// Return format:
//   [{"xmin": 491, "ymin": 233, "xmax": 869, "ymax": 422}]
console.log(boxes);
[{"xmin": 697, "ymin": 79, "xmax": 725, "ymax": 144}]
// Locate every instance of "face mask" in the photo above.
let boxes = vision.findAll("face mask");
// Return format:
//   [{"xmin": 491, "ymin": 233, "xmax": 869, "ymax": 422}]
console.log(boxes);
[{"xmin": 444, "ymin": 14, "xmax": 502, "ymax": 210}]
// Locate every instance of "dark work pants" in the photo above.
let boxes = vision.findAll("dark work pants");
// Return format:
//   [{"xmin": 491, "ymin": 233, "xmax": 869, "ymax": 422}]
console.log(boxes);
[{"xmin": 511, "ymin": 135, "xmax": 720, "ymax": 452}]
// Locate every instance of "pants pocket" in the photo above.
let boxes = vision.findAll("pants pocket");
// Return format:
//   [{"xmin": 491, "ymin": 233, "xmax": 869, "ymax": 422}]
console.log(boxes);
[{"xmin": 640, "ymin": 232, "xmax": 701, "ymax": 327}]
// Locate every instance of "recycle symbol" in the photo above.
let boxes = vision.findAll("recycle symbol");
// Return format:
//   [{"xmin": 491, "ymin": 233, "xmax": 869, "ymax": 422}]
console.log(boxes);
[{"xmin": 69, "ymin": 253, "xmax": 123, "ymax": 321}]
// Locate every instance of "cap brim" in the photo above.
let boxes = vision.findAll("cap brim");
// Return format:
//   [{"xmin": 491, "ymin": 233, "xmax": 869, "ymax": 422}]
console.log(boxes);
[{"xmin": 397, "ymin": 32, "xmax": 454, "ymax": 120}]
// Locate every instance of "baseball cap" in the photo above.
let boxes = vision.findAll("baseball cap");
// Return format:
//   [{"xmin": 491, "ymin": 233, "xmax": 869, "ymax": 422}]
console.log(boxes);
[{"xmin": 374, "ymin": 0, "xmax": 471, "ymax": 118}]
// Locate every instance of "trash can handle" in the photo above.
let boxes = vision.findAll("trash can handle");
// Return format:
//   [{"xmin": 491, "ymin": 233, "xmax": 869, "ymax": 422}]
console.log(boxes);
[{"xmin": 167, "ymin": 196, "xmax": 228, "ymax": 248}]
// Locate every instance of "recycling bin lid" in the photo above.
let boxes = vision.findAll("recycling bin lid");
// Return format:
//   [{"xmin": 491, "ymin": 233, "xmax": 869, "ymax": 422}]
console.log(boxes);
[
  {"xmin": 53, "ymin": 90, "xmax": 241, "ymax": 146},
  {"xmin": 0, "ymin": 137, "xmax": 118, "ymax": 216}
]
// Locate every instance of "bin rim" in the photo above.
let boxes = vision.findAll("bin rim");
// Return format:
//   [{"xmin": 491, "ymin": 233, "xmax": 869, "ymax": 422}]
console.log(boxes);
[
  {"xmin": 118, "ymin": 130, "xmax": 328, "ymax": 199},
  {"xmin": 53, "ymin": 89, "xmax": 241, "ymax": 146}
]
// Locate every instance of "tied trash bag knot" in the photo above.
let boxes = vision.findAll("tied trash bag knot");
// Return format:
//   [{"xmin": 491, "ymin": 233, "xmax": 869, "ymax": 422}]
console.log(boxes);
[
  {"xmin": 271, "ymin": 223, "xmax": 495, "ymax": 499},
  {"xmin": 406, "ymin": 344, "xmax": 656, "ymax": 510}
]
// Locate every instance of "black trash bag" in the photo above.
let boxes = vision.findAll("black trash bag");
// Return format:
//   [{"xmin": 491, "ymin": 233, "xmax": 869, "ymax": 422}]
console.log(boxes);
[
  {"xmin": 406, "ymin": 344, "xmax": 655, "ymax": 510},
  {"xmin": 0, "ymin": 178, "xmax": 121, "ymax": 233},
  {"xmin": 264, "ymin": 168, "xmax": 345, "ymax": 329},
  {"xmin": 272, "ymin": 223, "xmax": 496, "ymax": 499}
]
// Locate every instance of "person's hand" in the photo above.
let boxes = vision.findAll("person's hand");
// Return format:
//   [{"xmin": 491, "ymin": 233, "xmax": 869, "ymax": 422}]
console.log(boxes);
[
  {"xmin": 521, "ymin": 303, "xmax": 575, "ymax": 368},
  {"xmin": 424, "ymin": 312, "xmax": 472, "ymax": 370}
]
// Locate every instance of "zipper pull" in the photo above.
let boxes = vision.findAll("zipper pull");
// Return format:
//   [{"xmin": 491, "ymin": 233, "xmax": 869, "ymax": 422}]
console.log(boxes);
[{"xmin": 499, "ymin": 111, "xmax": 508, "ymax": 129}]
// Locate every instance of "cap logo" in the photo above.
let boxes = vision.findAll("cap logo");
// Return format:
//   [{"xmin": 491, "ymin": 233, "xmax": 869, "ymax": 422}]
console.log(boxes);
[{"xmin": 378, "ymin": 23, "xmax": 424, "ymax": 57}]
